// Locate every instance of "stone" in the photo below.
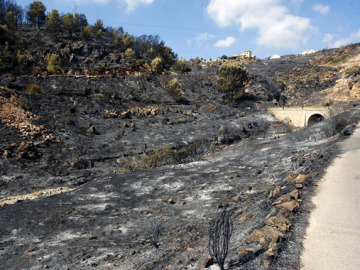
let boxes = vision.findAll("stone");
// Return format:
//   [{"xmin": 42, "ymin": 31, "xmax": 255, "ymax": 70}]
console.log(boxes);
[
  {"xmin": 232, "ymin": 195, "xmax": 241, "ymax": 202},
  {"xmin": 266, "ymin": 213, "xmax": 291, "ymax": 233},
  {"xmin": 239, "ymin": 111, "xmax": 246, "ymax": 117},
  {"xmin": 272, "ymin": 189, "xmax": 299, "ymax": 205},
  {"xmin": 275, "ymin": 200, "xmax": 299, "ymax": 212},
  {"xmin": 3, "ymin": 150, "xmax": 11, "ymax": 159},
  {"xmin": 86, "ymin": 125, "xmax": 97, "ymax": 134},
  {"xmin": 197, "ymin": 255, "xmax": 213, "ymax": 270},
  {"xmin": 26, "ymin": 253, "xmax": 34, "ymax": 259},
  {"xmin": 265, "ymin": 248, "xmax": 275, "ymax": 257},
  {"xmin": 295, "ymin": 184, "xmax": 303, "ymax": 189},
  {"xmin": 17, "ymin": 151, "xmax": 27, "ymax": 159},
  {"xmin": 218, "ymin": 125, "xmax": 228, "ymax": 133},
  {"xmin": 268, "ymin": 187, "xmax": 281, "ymax": 199},
  {"xmin": 17, "ymin": 142, "xmax": 30, "ymax": 152},
  {"xmin": 239, "ymin": 213, "xmax": 252, "ymax": 222},
  {"xmin": 295, "ymin": 174, "xmax": 309, "ymax": 183},
  {"xmin": 246, "ymin": 226, "xmax": 284, "ymax": 247},
  {"xmin": 168, "ymin": 198, "xmax": 175, "ymax": 204}
]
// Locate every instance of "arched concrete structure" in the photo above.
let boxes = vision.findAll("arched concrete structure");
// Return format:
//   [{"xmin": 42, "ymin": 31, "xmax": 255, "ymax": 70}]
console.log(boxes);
[
  {"xmin": 307, "ymin": 114, "xmax": 325, "ymax": 126},
  {"xmin": 267, "ymin": 107, "xmax": 332, "ymax": 128}
]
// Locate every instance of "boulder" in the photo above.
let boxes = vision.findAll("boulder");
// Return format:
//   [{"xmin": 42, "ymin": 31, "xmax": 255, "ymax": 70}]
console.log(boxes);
[
  {"xmin": 275, "ymin": 200, "xmax": 299, "ymax": 213},
  {"xmin": 295, "ymin": 174, "xmax": 309, "ymax": 183},
  {"xmin": 246, "ymin": 225, "xmax": 284, "ymax": 247},
  {"xmin": 266, "ymin": 213, "xmax": 291, "ymax": 233}
]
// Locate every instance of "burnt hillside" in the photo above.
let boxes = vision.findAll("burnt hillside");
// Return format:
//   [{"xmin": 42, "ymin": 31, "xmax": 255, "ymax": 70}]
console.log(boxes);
[{"xmin": 1, "ymin": 19, "xmax": 360, "ymax": 270}]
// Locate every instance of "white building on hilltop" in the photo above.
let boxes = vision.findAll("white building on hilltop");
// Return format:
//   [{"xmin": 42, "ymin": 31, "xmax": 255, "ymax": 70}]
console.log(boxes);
[
  {"xmin": 232, "ymin": 50, "xmax": 256, "ymax": 60},
  {"xmin": 270, "ymin": 54, "xmax": 282, "ymax": 60},
  {"xmin": 302, "ymin": 49, "xmax": 318, "ymax": 56},
  {"xmin": 241, "ymin": 50, "xmax": 252, "ymax": 58}
]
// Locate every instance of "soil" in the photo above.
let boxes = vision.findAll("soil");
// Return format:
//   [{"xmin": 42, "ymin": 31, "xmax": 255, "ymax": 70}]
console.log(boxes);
[{"xmin": 1, "ymin": 26, "xmax": 360, "ymax": 270}]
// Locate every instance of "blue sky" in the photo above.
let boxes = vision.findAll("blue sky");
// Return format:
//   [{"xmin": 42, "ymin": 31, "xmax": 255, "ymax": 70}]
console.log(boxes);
[{"xmin": 16, "ymin": 0, "xmax": 360, "ymax": 60}]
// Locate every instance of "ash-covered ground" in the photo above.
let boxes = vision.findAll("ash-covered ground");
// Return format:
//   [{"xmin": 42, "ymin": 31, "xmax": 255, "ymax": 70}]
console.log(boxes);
[{"xmin": 1, "ymin": 71, "xmax": 358, "ymax": 269}]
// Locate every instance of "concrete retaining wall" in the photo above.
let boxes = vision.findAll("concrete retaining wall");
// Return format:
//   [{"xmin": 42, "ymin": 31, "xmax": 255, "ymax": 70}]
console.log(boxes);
[{"xmin": 268, "ymin": 107, "xmax": 332, "ymax": 127}]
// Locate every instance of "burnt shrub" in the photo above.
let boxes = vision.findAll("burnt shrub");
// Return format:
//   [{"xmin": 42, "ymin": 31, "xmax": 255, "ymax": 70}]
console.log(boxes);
[
  {"xmin": 209, "ymin": 208, "xmax": 234, "ymax": 270},
  {"xmin": 324, "ymin": 116, "xmax": 350, "ymax": 137}
]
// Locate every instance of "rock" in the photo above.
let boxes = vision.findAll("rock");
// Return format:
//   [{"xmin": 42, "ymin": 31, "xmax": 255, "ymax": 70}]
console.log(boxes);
[
  {"xmin": 168, "ymin": 198, "xmax": 175, "ymax": 204},
  {"xmin": 239, "ymin": 111, "xmax": 246, "ymax": 117},
  {"xmin": 117, "ymin": 254, "xmax": 124, "ymax": 259},
  {"xmin": 17, "ymin": 141, "xmax": 31, "ymax": 152},
  {"xmin": 3, "ymin": 150, "xmax": 11, "ymax": 159},
  {"xmin": 17, "ymin": 151, "xmax": 28, "ymax": 159},
  {"xmin": 197, "ymin": 255, "xmax": 213, "ymax": 270},
  {"xmin": 272, "ymin": 189, "xmax": 299, "ymax": 205},
  {"xmin": 266, "ymin": 213, "xmax": 291, "ymax": 233},
  {"xmin": 86, "ymin": 125, "xmax": 97, "ymax": 134},
  {"xmin": 246, "ymin": 225, "xmax": 284, "ymax": 247},
  {"xmin": 232, "ymin": 195, "xmax": 241, "ymax": 202},
  {"xmin": 265, "ymin": 248, "xmax": 275, "ymax": 257},
  {"xmin": 275, "ymin": 200, "xmax": 299, "ymax": 213},
  {"xmin": 26, "ymin": 253, "xmax": 34, "ymax": 259},
  {"xmin": 295, "ymin": 174, "xmax": 309, "ymax": 183},
  {"xmin": 268, "ymin": 187, "xmax": 281, "ymax": 199},
  {"xmin": 120, "ymin": 111, "xmax": 131, "ymax": 119},
  {"xmin": 239, "ymin": 213, "xmax": 252, "ymax": 222},
  {"xmin": 295, "ymin": 183, "xmax": 303, "ymax": 189},
  {"xmin": 218, "ymin": 125, "xmax": 228, "ymax": 133}
]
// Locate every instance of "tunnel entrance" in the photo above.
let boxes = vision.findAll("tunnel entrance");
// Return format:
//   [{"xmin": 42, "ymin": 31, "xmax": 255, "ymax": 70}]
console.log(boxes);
[{"xmin": 307, "ymin": 114, "xmax": 325, "ymax": 126}]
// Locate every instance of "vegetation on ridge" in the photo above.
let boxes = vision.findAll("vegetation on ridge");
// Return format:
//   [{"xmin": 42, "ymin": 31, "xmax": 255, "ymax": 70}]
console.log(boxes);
[{"xmin": 0, "ymin": 0, "xmax": 177, "ymax": 75}]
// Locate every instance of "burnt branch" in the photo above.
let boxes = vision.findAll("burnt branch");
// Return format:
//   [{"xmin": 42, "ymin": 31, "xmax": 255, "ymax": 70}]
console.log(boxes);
[{"xmin": 208, "ymin": 208, "xmax": 234, "ymax": 270}]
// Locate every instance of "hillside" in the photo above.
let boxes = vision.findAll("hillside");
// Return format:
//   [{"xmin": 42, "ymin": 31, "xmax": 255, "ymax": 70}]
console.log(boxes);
[{"xmin": 1, "ymin": 17, "xmax": 360, "ymax": 270}]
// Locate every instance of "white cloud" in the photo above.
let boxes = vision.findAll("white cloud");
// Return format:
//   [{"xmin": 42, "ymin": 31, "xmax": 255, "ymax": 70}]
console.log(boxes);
[
  {"xmin": 323, "ymin": 33, "xmax": 335, "ymax": 43},
  {"xmin": 187, "ymin": 32, "xmax": 216, "ymax": 46},
  {"xmin": 313, "ymin": 4, "xmax": 330, "ymax": 15},
  {"xmin": 330, "ymin": 29, "xmax": 360, "ymax": 48},
  {"xmin": 214, "ymin": 36, "xmax": 236, "ymax": 48},
  {"xmin": 119, "ymin": 0, "xmax": 155, "ymax": 12},
  {"xmin": 206, "ymin": 0, "xmax": 313, "ymax": 50}
]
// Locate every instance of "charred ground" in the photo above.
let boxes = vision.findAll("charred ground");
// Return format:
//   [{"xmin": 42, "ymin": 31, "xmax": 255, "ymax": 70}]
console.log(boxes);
[{"xmin": 1, "ymin": 25, "xmax": 360, "ymax": 270}]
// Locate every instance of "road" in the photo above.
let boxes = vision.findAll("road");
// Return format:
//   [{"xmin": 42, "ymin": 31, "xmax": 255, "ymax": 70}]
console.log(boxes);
[{"xmin": 301, "ymin": 125, "xmax": 360, "ymax": 270}]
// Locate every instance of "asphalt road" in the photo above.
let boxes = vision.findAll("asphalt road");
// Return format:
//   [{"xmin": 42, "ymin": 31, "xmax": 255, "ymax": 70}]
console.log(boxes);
[{"xmin": 301, "ymin": 125, "xmax": 360, "ymax": 270}]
